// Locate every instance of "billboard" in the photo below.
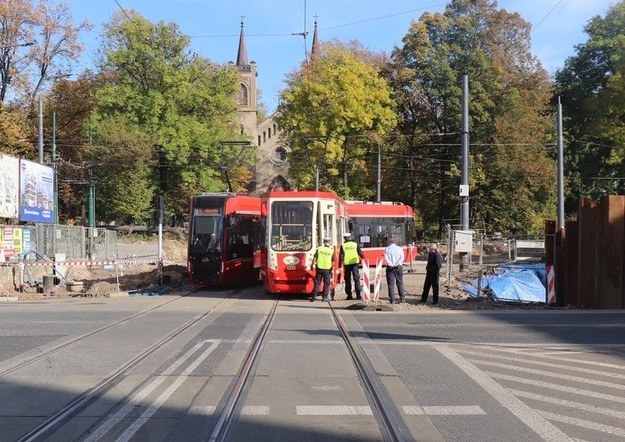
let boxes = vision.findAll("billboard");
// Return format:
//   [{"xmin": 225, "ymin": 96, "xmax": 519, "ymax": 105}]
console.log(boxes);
[
  {"xmin": 19, "ymin": 159, "xmax": 54, "ymax": 223},
  {"xmin": 0, "ymin": 153, "xmax": 19, "ymax": 219}
]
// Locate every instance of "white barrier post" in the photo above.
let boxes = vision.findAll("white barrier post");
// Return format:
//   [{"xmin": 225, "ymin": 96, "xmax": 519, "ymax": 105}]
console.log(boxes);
[
  {"xmin": 361, "ymin": 260, "xmax": 371, "ymax": 302},
  {"xmin": 373, "ymin": 259, "xmax": 383, "ymax": 303}
]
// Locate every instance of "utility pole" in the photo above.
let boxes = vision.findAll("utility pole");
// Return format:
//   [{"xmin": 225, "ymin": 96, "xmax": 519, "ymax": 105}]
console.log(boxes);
[
  {"xmin": 38, "ymin": 96, "xmax": 44, "ymax": 164},
  {"xmin": 376, "ymin": 144, "xmax": 381, "ymax": 202},
  {"xmin": 88, "ymin": 126, "xmax": 95, "ymax": 260},
  {"xmin": 460, "ymin": 74, "xmax": 470, "ymax": 270},
  {"xmin": 314, "ymin": 165, "xmax": 319, "ymax": 191},
  {"xmin": 556, "ymin": 96, "xmax": 565, "ymax": 230},
  {"xmin": 157, "ymin": 195, "xmax": 164, "ymax": 285},
  {"xmin": 52, "ymin": 111, "xmax": 58, "ymax": 224}
]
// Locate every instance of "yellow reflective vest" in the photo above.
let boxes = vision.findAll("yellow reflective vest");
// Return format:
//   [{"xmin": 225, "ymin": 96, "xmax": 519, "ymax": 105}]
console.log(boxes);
[
  {"xmin": 341, "ymin": 241, "xmax": 360, "ymax": 265},
  {"xmin": 315, "ymin": 246, "xmax": 334, "ymax": 270}
]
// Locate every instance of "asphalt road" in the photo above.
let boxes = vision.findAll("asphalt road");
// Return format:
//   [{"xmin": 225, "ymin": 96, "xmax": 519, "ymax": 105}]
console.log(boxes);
[{"xmin": 0, "ymin": 288, "xmax": 624, "ymax": 441}]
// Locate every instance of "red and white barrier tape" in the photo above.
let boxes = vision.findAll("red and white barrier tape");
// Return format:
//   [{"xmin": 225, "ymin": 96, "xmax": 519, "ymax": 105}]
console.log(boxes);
[{"xmin": 0, "ymin": 257, "xmax": 159, "ymax": 268}]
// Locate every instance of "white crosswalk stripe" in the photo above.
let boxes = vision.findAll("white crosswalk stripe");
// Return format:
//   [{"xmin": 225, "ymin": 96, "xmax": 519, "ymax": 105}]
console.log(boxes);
[
  {"xmin": 456, "ymin": 344, "xmax": 625, "ymax": 442},
  {"xmin": 458, "ymin": 348, "xmax": 625, "ymax": 381},
  {"xmin": 537, "ymin": 410, "xmax": 625, "ymax": 438},
  {"xmin": 508, "ymin": 389, "xmax": 625, "ymax": 420},
  {"xmin": 467, "ymin": 358, "xmax": 625, "ymax": 391}
]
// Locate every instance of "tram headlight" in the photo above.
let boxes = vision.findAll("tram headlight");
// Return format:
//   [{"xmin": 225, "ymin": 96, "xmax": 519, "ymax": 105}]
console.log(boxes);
[{"xmin": 269, "ymin": 254, "xmax": 278, "ymax": 271}]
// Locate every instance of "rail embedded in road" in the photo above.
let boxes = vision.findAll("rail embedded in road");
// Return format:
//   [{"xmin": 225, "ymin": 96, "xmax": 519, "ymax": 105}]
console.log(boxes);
[{"xmin": 328, "ymin": 300, "xmax": 412, "ymax": 442}]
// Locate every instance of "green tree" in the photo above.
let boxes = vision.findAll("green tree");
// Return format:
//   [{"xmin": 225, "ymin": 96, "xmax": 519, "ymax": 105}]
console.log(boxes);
[
  {"xmin": 556, "ymin": 1, "xmax": 625, "ymax": 211},
  {"xmin": 276, "ymin": 42, "xmax": 397, "ymax": 199},
  {"xmin": 89, "ymin": 11, "xmax": 245, "ymax": 223},
  {"xmin": 387, "ymin": 0, "xmax": 555, "ymax": 235}
]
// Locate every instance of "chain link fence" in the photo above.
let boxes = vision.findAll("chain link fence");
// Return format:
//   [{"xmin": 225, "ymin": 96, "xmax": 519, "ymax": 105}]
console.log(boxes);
[
  {"xmin": 443, "ymin": 227, "xmax": 547, "ymax": 295},
  {"xmin": 1, "ymin": 224, "xmax": 119, "ymax": 262}
]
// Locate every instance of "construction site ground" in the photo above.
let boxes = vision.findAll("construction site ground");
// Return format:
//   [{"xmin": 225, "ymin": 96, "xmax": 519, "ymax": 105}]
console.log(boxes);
[{"xmin": 0, "ymin": 239, "xmax": 559, "ymax": 311}]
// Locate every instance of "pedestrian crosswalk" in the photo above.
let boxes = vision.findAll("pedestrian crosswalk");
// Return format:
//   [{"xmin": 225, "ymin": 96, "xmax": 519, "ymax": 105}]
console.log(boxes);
[{"xmin": 453, "ymin": 344, "xmax": 625, "ymax": 441}]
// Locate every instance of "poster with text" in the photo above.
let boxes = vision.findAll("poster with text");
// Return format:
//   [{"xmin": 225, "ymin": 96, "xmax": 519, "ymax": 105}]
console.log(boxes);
[
  {"xmin": 3, "ymin": 225, "xmax": 14, "ymax": 259},
  {"xmin": 0, "ymin": 153, "xmax": 20, "ymax": 219},
  {"xmin": 19, "ymin": 159, "xmax": 54, "ymax": 223}
]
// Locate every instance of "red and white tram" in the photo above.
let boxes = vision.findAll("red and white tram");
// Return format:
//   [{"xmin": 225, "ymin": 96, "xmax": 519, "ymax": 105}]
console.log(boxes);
[
  {"xmin": 188, "ymin": 193, "xmax": 262, "ymax": 286},
  {"xmin": 345, "ymin": 201, "xmax": 416, "ymax": 264},
  {"xmin": 261, "ymin": 191, "xmax": 349, "ymax": 295}
]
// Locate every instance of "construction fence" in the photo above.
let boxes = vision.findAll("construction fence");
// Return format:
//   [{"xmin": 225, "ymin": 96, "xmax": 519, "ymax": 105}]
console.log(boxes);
[
  {"xmin": 442, "ymin": 227, "xmax": 546, "ymax": 294},
  {"xmin": 1, "ymin": 224, "xmax": 166, "ymax": 297},
  {"xmin": 547, "ymin": 195, "xmax": 625, "ymax": 309}
]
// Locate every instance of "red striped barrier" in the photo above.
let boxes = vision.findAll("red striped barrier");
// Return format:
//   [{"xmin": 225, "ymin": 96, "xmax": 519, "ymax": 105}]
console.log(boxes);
[
  {"xmin": 0, "ymin": 257, "xmax": 159, "ymax": 268},
  {"xmin": 361, "ymin": 260, "xmax": 371, "ymax": 302},
  {"xmin": 547, "ymin": 264, "xmax": 556, "ymax": 304}
]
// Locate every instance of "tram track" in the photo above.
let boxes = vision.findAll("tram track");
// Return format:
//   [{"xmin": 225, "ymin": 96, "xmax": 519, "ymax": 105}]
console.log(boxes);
[
  {"xmin": 0, "ymin": 289, "xmax": 204, "ymax": 379},
  {"xmin": 206, "ymin": 298, "xmax": 412, "ymax": 442},
  {"xmin": 15, "ymin": 288, "xmax": 241, "ymax": 442},
  {"xmin": 328, "ymin": 301, "xmax": 412, "ymax": 442},
  {"xmin": 207, "ymin": 299, "xmax": 279, "ymax": 442}
]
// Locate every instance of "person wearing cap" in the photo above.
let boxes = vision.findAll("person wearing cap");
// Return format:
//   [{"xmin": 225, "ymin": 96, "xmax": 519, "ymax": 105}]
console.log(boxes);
[
  {"xmin": 340, "ymin": 232, "xmax": 365, "ymax": 300},
  {"xmin": 310, "ymin": 237, "xmax": 335, "ymax": 302},
  {"xmin": 383, "ymin": 235, "xmax": 405, "ymax": 304}
]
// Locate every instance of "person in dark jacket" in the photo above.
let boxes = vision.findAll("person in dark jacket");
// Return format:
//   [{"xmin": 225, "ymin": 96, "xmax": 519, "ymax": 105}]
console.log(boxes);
[{"xmin": 421, "ymin": 243, "xmax": 443, "ymax": 305}]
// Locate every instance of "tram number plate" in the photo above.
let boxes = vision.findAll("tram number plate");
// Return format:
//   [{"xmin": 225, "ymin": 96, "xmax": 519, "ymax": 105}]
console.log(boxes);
[{"xmin": 286, "ymin": 265, "xmax": 296, "ymax": 270}]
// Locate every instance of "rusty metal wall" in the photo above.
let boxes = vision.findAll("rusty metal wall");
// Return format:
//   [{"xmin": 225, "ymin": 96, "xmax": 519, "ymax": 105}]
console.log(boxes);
[{"xmin": 551, "ymin": 196, "xmax": 625, "ymax": 309}]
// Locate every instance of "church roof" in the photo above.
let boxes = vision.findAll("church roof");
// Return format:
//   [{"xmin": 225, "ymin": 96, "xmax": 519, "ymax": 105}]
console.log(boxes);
[
  {"xmin": 311, "ymin": 19, "xmax": 320, "ymax": 59},
  {"xmin": 236, "ymin": 20, "xmax": 248, "ymax": 66}
]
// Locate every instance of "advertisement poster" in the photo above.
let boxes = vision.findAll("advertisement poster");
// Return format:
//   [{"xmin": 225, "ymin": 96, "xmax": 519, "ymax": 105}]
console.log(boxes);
[
  {"xmin": 22, "ymin": 228, "xmax": 31, "ymax": 255},
  {"xmin": 3, "ymin": 225, "xmax": 14, "ymax": 259},
  {"xmin": 19, "ymin": 159, "xmax": 54, "ymax": 223},
  {"xmin": 13, "ymin": 227, "xmax": 22, "ymax": 255},
  {"xmin": 0, "ymin": 153, "xmax": 20, "ymax": 219}
]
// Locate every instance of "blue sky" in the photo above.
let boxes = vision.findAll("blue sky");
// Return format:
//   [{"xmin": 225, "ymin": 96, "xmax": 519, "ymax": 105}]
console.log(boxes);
[{"xmin": 70, "ymin": 0, "xmax": 615, "ymax": 112}]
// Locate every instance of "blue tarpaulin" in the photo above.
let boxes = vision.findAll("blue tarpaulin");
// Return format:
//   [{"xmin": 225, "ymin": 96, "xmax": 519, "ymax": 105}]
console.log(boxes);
[{"xmin": 463, "ymin": 264, "xmax": 547, "ymax": 303}]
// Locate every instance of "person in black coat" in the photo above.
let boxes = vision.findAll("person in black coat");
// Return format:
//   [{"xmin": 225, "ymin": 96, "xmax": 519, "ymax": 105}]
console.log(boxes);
[{"xmin": 421, "ymin": 243, "xmax": 443, "ymax": 305}]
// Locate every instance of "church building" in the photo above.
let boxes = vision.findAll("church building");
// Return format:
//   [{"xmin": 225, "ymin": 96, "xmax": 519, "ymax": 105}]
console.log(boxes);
[{"xmin": 231, "ymin": 20, "xmax": 320, "ymax": 193}]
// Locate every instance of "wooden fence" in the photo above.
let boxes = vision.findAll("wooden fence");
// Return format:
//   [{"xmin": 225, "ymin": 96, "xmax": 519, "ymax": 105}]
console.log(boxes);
[{"xmin": 546, "ymin": 195, "xmax": 625, "ymax": 309}]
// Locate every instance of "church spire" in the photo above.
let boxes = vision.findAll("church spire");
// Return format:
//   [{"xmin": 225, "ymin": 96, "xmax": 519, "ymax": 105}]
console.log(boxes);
[
  {"xmin": 236, "ymin": 18, "xmax": 248, "ymax": 66},
  {"xmin": 311, "ymin": 17, "xmax": 320, "ymax": 59}
]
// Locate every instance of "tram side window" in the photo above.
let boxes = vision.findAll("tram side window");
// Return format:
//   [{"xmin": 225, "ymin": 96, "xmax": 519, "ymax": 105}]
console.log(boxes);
[
  {"xmin": 226, "ymin": 215, "xmax": 254, "ymax": 260},
  {"xmin": 271, "ymin": 201, "xmax": 313, "ymax": 251},
  {"xmin": 352, "ymin": 217, "xmax": 408, "ymax": 247}
]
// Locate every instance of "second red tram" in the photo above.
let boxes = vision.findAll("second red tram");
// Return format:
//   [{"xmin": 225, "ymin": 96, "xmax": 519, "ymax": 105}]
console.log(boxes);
[
  {"xmin": 188, "ymin": 193, "xmax": 262, "ymax": 286},
  {"xmin": 345, "ymin": 201, "xmax": 416, "ymax": 264},
  {"xmin": 261, "ymin": 191, "xmax": 349, "ymax": 295}
]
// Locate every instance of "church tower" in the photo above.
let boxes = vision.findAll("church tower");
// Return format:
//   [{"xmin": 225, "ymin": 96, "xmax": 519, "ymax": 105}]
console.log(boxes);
[{"xmin": 234, "ymin": 20, "xmax": 258, "ymax": 141}]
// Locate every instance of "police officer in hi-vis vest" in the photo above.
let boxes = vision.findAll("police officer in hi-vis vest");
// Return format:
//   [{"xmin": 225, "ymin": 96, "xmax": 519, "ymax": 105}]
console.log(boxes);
[
  {"xmin": 340, "ymin": 232, "xmax": 365, "ymax": 300},
  {"xmin": 310, "ymin": 237, "xmax": 335, "ymax": 302}
]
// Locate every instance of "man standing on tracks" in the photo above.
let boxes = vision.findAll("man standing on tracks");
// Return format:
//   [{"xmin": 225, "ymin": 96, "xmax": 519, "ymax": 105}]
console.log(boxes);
[
  {"xmin": 340, "ymin": 232, "xmax": 365, "ymax": 300},
  {"xmin": 310, "ymin": 237, "xmax": 335, "ymax": 302},
  {"xmin": 420, "ymin": 243, "xmax": 442, "ymax": 305},
  {"xmin": 384, "ymin": 235, "xmax": 405, "ymax": 304}
]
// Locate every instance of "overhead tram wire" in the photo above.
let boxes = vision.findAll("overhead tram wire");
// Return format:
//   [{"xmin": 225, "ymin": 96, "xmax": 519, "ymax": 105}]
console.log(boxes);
[
  {"xmin": 113, "ymin": 0, "xmax": 143, "ymax": 33},
  {"xmin": 319, "ymin": 3, "xmax": 448, "ymax": 31},
  {"xmin": 533, "ymin": 0, "xmax": 566, "ymax": 31}
]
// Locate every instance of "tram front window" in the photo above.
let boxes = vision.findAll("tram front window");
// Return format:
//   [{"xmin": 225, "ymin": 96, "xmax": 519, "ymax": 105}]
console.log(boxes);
[
  {"xmin": 271, "ymin": 201, "xmax": 313, "ymax": 251},
  {"xmin": 191, "ymin": 215, "xmax": 222, "ymax": 252}
]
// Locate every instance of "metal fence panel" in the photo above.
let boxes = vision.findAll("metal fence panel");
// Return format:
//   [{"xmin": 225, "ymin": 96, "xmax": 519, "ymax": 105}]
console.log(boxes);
[{"xmin": 1, "ymin": 224, "xmax": 118, "ymax": 261}]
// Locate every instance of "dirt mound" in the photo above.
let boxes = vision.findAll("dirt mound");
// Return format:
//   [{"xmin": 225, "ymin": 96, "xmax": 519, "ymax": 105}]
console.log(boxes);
[{"xmin": 163, "ymin": 239, "xmax": 187, "ymax": 263}]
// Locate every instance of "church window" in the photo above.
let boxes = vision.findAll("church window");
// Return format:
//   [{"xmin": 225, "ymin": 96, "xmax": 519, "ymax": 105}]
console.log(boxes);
[
  {"xmin": 258, "ymin": 135, "xmax": 261, "ymax": 146},
  {"xmin": 239, "ymin": 83, "xmax": 248, "ymax": 106},
  {"xmin": 268, "ymin": 127, "xmax": 272, "ymax": 138},
  {"xmin": 271, "ymin": 146, "xmax": 288, "ymax": 164},
  {"xmin": 263, "ymin": 132, "xmax": 266, "ymax": 143}
]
